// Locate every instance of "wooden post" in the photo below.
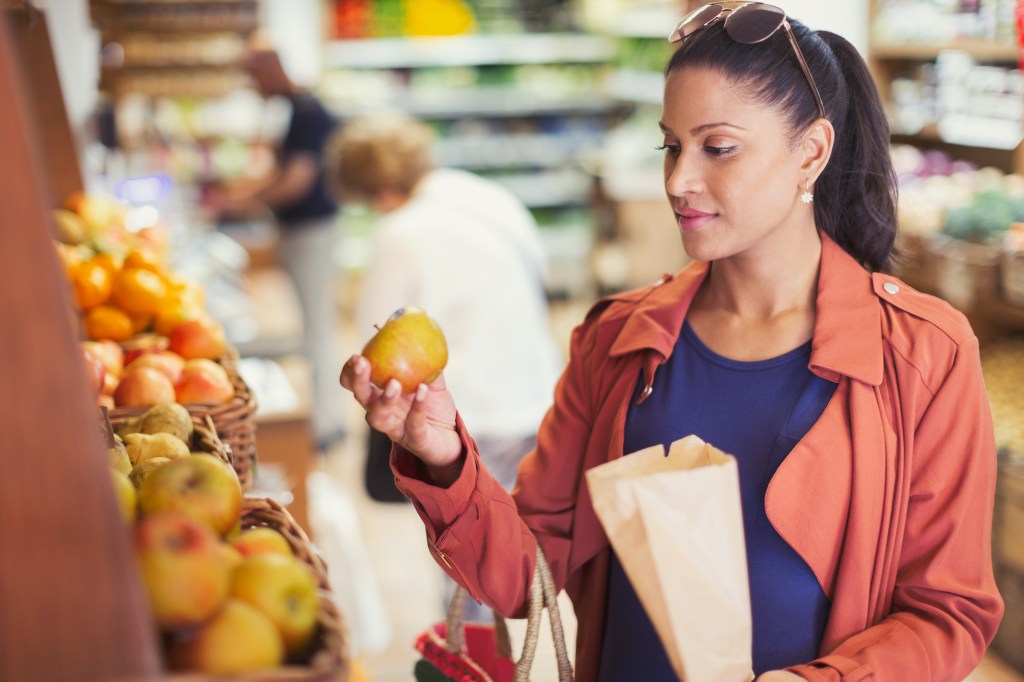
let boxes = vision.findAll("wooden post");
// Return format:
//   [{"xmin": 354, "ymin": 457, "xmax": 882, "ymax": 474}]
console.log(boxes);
[
  {"xmin": 0, "ymin": 9, "xmax": 161, "ymax": 681},
  {"xmin": 4, "ymin": 2, "xmax": 85, "ymax": 208}
]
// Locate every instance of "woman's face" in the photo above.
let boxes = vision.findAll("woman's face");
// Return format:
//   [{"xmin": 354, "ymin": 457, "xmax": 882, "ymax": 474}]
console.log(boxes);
[{"xmin": 660, "ymin": 67, "xmax": 814, "ymax": 263}]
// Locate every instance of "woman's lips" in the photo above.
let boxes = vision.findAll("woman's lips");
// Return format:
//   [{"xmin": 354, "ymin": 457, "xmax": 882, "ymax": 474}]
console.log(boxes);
[{"xmin": 676, "ymin": 208, "xmax": 716, "ymax": 232}]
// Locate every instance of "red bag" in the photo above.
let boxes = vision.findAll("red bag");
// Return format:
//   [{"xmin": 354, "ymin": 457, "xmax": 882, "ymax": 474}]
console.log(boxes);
[{"xmin": 413, "ymin": 546, "xmax": 572, "ymax": 682}]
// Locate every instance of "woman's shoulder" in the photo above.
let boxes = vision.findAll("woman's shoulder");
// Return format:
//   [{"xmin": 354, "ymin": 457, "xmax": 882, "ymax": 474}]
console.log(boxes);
[
  {"xmin": 871, "ymin": 273, "xmax": 981, "ymax": 385},
  {"xmin": 871, "ymin": 273, "xmax": 975, "ymax": 345}
]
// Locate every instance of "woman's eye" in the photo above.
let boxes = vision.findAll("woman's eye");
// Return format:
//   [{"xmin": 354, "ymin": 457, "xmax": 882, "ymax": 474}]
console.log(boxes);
[
  {"xmin": 655, "ymin": 143, "xmax": 680, "ymax": 155},
  {"xmin": 704, "ymin": 145, "xmax": 736, "ymax": 157}
]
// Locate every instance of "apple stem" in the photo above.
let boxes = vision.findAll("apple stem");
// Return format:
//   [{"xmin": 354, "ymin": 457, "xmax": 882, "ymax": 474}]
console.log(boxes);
[{"xmin": 373, "ymin": 324, "xmax": 381, "ymax": 331}]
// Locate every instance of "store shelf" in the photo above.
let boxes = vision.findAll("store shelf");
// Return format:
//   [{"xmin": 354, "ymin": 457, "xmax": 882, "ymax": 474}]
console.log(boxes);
[
  {"xmin": 605, "ymin": 68, "xmax": 664, "ymax": 104},
  {"xmin": 325, "ymin": 88, "xmax": 620, "ymax": 119},
  {"xmin": 892, "ymin": 119, "xmax": 1024, "ymax": 152},
  {"xmin": 491, "ymin": 169, "xmax": 593, "ymax": 208},
  {"xmin": 434, "ymin": 132, "xmax": 599, "ymax": 170},
  {"xmin": 604, "ymin": 6, "xmax": 682, "ymax": 39},
  {"xmin": 323, "ymin": 33, "xmax": 616, "ymax": 69},
  {"xmin": 871, "ymin": 39, "xmax": 1020, "ymax": 62}
]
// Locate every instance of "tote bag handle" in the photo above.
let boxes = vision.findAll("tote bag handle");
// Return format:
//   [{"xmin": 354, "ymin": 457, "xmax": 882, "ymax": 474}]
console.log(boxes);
[{"xmin": 447, "ymin": 545, "xmax": 573, "ymax": 682}]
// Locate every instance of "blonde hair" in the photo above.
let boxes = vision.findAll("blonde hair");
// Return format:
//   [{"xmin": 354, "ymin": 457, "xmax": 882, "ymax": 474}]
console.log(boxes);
[{"xmin": 325, "ymin": 113, "xmax": 435, "ymax": 203}]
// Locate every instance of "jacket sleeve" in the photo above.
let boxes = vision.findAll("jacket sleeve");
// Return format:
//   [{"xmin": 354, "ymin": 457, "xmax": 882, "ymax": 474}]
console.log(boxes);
[
  {"xmin": 390, "ymin": 311, "xmax": 601, "ymax": 618},
  {"xmin": 788, "ymin": 335, "xmax": 1004, "ymax": 681}
]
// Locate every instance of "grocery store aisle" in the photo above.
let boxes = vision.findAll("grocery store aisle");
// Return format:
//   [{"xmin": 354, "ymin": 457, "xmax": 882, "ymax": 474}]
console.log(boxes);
[{"xmin": 316, "ymin": 296, "xmax": 1021, "ymax": 682}]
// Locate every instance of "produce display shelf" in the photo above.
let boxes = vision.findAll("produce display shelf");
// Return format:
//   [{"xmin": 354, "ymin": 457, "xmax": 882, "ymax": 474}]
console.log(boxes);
[
  {"xmin": 870, "ymin": 39, "xmax": 1020, "ymax": 63},
  {"xmin": 325, "ymin": 90, "xmax": 621, "ymax": 119},
  {"xmin": 323, "ymin": 33, "xmax": 616, "ymax": 69}
]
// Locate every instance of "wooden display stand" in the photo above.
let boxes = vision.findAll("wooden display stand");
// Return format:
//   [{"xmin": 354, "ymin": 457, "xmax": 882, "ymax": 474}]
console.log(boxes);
[{"xmin": 0, "ymin": 6, "xmax": 161, "ymax": 680}]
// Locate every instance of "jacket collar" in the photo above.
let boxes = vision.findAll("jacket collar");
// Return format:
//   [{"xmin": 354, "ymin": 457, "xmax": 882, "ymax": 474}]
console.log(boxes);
[{"xmin": 608, "ymin": 232, "xmax": 884, "ymax": 386}]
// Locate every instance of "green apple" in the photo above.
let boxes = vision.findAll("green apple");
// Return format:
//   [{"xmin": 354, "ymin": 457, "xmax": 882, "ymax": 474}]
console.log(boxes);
[
  {"xmin": 361, "ymin": 306, "xmax": 448, "ymax": 393},
  {"xmin": 230, "ymin": 553, "xmax": 320, "ymax": 659},
  {"xmin": 167, "ymin": 599, "xmax": 284, "ymax": 673},
  {"xmin": 138, "ymin": 454, "xmax": 242, "ymax": 536}
]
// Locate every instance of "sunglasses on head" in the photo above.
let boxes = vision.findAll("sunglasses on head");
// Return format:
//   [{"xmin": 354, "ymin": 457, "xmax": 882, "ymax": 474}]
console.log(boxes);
[{"xmin": 668, "ymin": 2, "xmax": 826, "ymax": 120}]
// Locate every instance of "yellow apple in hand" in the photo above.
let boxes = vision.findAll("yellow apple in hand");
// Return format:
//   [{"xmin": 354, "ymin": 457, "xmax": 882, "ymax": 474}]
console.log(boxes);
[
  {"xmin": 228, "ymin": 527, "xmax": 294, "ymax": 559},
  {"xmin": 167, "ymin": 599, "xmax": 284, "ymax": 674},
  {"xmin": 361, "ymin": 306, "xmax": 448, "ymax": 393},
  {"xmin": 138, "ymin": 454, "xmax": 242, "ymax": 535},
  {"xmin": 134, "ymin": 512, "xmax": 231, "ymax": 630},
  {"xmin": 230, "ymin": 554, "xmax": 320, "ymax": 659}
]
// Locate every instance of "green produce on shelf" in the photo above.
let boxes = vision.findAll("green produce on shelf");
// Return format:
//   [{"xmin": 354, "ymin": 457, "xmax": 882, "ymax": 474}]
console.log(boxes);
[{"xmin": 942, "ymin": 189, "xmax": 1024, "ymax": 243}]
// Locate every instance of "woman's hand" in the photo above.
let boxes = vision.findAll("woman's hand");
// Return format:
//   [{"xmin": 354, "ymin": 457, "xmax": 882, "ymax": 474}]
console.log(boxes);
[
  {"xmin": 340, "ymin": 355, "xmax": 463, "ymax": 480},
  {"xmin": 757, "ymin": 671, "xmax": 803, "ymax": 681}
]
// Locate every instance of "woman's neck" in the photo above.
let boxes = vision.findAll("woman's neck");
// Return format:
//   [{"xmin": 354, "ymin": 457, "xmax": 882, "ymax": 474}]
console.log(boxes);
[
  {"xmin": 699, "ymin": 227, "xmax": 822, "ymax": 321},
  {"xmin": 687, "ymin": 226, "xmax": 822, "ymax": 361}
]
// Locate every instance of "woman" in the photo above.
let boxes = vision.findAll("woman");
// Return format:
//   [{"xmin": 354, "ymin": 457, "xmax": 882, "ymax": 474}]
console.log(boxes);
[{"xmin": 339, "ymin": 3, "xmax": 1004, "ymax": 679}]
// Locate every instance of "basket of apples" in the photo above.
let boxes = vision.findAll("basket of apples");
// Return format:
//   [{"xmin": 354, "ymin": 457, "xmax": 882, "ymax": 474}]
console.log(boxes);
[
  {"xmin": 103, "ymin": 405, "xmax": 349, "ymax": 679},
  {"xmin": 82, "ymin": 319, "xmax": 259, "ymax": 490},
  {"xmin": 55, "ymin": 197, "xmax": 259, "ymax": 491}
]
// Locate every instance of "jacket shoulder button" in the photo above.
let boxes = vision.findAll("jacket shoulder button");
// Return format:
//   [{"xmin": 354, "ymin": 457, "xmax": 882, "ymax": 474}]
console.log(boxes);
[{"xmin": 883, "ymin": 282, "xmax": 900, "ymax": 295}]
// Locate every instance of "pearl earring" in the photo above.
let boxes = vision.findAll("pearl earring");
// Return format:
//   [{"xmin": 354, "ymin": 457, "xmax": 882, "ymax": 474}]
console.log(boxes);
[{"xmin": 800, "ymin": 181, "xmax": 813, "ymax": 204}]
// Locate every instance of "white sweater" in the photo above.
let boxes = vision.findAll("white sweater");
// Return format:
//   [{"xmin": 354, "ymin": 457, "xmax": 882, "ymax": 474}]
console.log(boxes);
[{"xmin": 355, "ymin": 169, "xmax": 564, "ymax": 437}]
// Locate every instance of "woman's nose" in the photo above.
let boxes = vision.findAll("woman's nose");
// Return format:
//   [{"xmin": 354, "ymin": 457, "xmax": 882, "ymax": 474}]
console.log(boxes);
[{"xmin": 664, "ymin": 153, "xmax": 701, "ymax": 197}]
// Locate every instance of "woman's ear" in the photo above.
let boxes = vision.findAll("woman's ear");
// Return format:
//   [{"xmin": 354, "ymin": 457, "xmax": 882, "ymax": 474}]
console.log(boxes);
[{"xmin": 800, "ymin": 118, "xmax": 835, "ymax": 182}]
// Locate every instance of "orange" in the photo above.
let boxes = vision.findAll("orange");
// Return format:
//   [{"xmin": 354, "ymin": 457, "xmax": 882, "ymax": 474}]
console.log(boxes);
[
  {"xmin": 123, "ymin": 248, "xmax": 165, "ymax": 274},
  {"xmin": 112, "ymin": 267, "xmax": 168, "ymax": 316},
  {"xmin": 84, "ymin": 305, "xmax": 133, "ymax": 341},
  {"xmin": 129, "ymin": 312, "xmax": 153, "ymax": 335},
  {"xmin": 72, "ymin": 261, "xmax": 113, "ymax": 310},
  {"xmin": 154, "ymin": 303, "xmax": 202, "ymax": 337},
  {"xmin": 91, "ymin": 252, "xmax": 122, "ymax": 278},
  {"xmin": 164, "ymin": 276, "xmax": 205, "ymax": 309}
]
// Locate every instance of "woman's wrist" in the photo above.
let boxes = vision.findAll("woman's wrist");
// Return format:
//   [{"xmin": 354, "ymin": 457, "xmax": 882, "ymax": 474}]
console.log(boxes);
[{"xmin": 425, "ymin": 454, "xmax": 464, "ymax": 487}]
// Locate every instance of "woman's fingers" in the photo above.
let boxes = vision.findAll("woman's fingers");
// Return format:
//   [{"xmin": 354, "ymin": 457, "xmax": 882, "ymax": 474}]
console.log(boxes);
[{"xmin": 340, "ymin": 355, "xmax": 377, "ymax": 406}]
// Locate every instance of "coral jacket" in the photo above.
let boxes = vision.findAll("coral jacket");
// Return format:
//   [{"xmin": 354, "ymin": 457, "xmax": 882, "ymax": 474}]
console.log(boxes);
[{"xmin": 392, "ymin": 232, "xmax": 1004, "ymax": 681}]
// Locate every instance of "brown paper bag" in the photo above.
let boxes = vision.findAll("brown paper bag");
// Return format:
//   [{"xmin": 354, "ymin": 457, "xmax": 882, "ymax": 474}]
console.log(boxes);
[{"xmin": 585, "ymin": 434, "xmax": 754, "ymax": 682}]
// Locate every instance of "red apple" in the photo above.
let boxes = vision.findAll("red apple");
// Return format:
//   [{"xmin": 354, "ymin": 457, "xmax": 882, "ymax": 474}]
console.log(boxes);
[
  {"xmin": 81, "ymin": 339, "xmax": 124, "ymax": 378},
  {"xmin": 114, "ymin": 366, "xmax": 176, "ymax": 407},
  {"xmin": 122, "ymin": 332, "xmax": 171, "ymax": 365},
  {"xmin": 169, "ymin": 317, "xmax": 227, "ymax": 360},
  {"xmin": 134, "ymin": 512, "xmax": 231, "ymax": 631},
  {"xmin": 126, "ymin": 350, "xmax": 185, "ymax": 385},
  {"xmin": 175, "ymin": 359, "xmax": 235, "ymax": 405},
  {"xmin": 137, "ymin": 454, "xmax": 243, "ymax": 536},
  {"xmin": 81, "ymin": 347, "xmax": 106, "ymax": 396},
  {"xmin": 361, "ymin": 306, "xmax": 448, "ymax": 393}
]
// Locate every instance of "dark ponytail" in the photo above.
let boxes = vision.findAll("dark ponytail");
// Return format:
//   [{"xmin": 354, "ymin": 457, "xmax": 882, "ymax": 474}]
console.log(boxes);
[
  {"xmin": 813, "ymin": 31, "xmax": 898, "ymax": 273},
  {"xmin": 666, "ymin": 20, "xmax": 898, "ymax": 272}
]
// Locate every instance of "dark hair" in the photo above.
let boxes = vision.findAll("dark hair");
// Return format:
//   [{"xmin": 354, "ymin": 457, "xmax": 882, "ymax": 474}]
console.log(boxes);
[{"xmin": 665, "ymin": 19, "xmax": 898, "ymax": 272}]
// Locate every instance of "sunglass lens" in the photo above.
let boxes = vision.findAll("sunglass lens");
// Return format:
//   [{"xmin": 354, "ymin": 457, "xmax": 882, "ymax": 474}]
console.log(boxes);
[
  {"xmin": 725, "ymin": 3, "xmax": 785, "ymax": 43},
  {"xmin": 670, "ymin": 4, "xmax": 724, "ymax": 42}
]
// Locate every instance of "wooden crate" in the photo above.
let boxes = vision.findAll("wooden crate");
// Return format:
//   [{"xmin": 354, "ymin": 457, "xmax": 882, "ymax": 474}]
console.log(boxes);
[{"xmin": 993, "ymin": 453, "xmax": 1024, "ymax": 675}]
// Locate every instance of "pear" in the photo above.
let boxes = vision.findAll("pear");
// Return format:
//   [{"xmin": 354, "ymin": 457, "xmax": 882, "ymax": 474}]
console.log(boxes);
[
  {"xmin": 129, "ymin": 457, "xmax": 172, "ymax": 489},
  {"xmin": 114, "ymin": 415, "xmax": 143, "ymax": 439},
  {"xmin": 107, "ymin": 439, "xmax": 132, "ymax": 476},
  {"xmin": 140, "ymin": 403, "xmax": 194, "ymax": 444},
  {"xmin": 123, "ymin": 432, "xmax": 190, "ymax": 466}
]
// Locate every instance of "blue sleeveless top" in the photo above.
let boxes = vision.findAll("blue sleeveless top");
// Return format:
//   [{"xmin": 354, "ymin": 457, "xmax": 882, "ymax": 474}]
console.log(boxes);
[{"xmin": 598, "ymin": 322, "xmax": 837, "ymax": 679}]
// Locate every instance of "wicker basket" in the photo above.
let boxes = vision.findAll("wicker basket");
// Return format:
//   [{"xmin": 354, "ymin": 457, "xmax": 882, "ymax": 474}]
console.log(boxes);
[
  {"xmin": 926, "ymin": 234, "xmax": 1002, "ymax": 310},
  {"xmin": 1002, "ymin": 249, "xmax": 1024, "ymax": 308},
  {"xmin": 165, "ymin": 497, "xmax": 350, "ymax": 682},
  {"xmin": 103, "ymin": 407, "xmax": 233, "ymax": 468},
  {"xmin": 109, "ymin": 348, "xmax": 258, "ymax": 490}
]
